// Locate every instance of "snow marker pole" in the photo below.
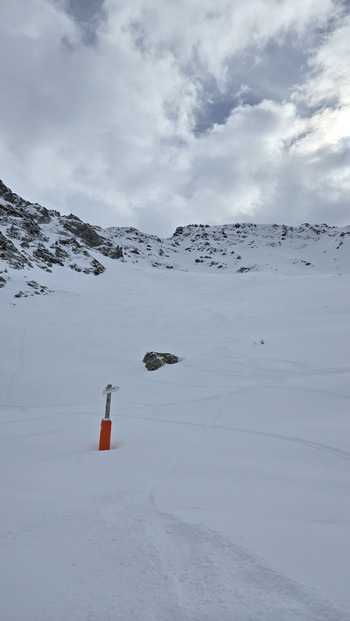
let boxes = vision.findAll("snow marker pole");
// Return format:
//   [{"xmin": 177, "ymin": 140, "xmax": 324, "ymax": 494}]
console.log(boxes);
[
  {"xmin": 99, "ymin": 417, "xmax": 112, "ymax": 451},
  {"xmin": 99, "ymin": 384, "xmax": 119, "ymax": 451}
]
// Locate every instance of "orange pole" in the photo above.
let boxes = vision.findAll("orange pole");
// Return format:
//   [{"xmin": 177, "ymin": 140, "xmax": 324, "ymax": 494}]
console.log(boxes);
[{"xmin": 99, "ymin": 418, "xmax": 112, "ymax": 451}]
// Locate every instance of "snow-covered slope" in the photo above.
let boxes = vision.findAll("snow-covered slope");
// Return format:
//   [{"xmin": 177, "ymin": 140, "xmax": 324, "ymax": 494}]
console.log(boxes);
[
  {"xmin": 1, "ymin": 181, "xmax": 350, "ymax": 620},
  {"xmin": 1, "ymin": 179, "xmax": 350, "ymax": 301}
]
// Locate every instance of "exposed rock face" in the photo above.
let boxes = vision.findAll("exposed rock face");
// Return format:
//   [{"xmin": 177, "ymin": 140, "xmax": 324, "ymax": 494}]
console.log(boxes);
[
  {"xmin": 0, "ymin": 180, "xmax": 112, "ymax": 281},
  {"xmin": 108, "ymin": 245, "xmax": 124, "ymax": 259},
  {"xmin": 0, "ymin": 179, "xmax": 29, "ymax": 207},
  {"xmin": 33, "ymin": 243, "xmax": 64, "ymax": 267},
  {"xmin": 62, "ymin": 218, "xmax": 103, "ymax": 247},
  {"xmin": 143, "ymin": 352, "xmax": 179, "ymax": 371},
  {"xmin": 0, "ymin": 230, "xmax": 31, "ymax": 269},
  {"xmin": 1, "ymin": 178, "xmax": 350, "ymax": 298}
]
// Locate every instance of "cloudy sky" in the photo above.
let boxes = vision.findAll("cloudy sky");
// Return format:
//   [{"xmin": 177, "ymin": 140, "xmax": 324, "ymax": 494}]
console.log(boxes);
[{"xmin": 0, "ymin": 0, "xmax": 349, "ymax": 235}]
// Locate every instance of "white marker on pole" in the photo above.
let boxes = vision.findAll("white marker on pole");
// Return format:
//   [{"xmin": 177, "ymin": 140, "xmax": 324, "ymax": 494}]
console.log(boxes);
[{"xmin": 102, "ymin": 384, "xmax": 120, "ymax": 395}]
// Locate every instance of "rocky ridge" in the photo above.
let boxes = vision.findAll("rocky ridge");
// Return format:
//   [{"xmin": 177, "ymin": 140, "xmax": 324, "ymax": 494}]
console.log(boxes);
[{"xmin": 1, "ymin": 179, "xmax": 349, "ymax": 298}]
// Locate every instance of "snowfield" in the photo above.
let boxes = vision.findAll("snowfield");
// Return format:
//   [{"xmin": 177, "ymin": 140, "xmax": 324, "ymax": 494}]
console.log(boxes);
[{"xmin": 1, "ymin": 252, "xmax": 350, "ymax": 620}]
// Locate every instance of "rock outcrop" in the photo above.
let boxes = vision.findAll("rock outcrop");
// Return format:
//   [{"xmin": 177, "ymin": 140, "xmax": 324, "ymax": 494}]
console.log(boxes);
[{"xmin": 1, "ymin": 177, "xmax": 349, "ymax": 299}]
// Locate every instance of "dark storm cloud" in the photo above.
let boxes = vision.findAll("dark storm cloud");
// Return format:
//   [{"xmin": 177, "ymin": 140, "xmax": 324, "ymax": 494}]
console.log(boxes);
[
  {"xmin": 61, "ymin": 0, "xmax": 106, "ymax": 44},
  {"xmin": 195, "ymin": 40, "xmax": 309, "ymax": 133},
  {"xmin": 66, "ymin": 0, "xmax": 104, "ymax": 22}
]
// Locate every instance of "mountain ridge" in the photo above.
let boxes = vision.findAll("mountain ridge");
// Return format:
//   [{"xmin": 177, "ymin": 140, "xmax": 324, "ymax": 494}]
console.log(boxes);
[{"xmin": 1, "ymin": 179, "xmax": 349, "ymax": 298}]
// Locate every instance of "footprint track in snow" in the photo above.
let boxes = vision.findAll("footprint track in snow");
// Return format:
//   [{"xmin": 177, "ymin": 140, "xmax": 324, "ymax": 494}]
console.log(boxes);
[{"xmin": 78, "ymin": 490, "xmax": 349, "ymax": 621}]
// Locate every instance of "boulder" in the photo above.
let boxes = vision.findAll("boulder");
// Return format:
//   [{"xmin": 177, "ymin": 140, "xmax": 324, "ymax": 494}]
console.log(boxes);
[{"xmin": 143, "ymin": 351, "xmax": 179, "ymax": 371}]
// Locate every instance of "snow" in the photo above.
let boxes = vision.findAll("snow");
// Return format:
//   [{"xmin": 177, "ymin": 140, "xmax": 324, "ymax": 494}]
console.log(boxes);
[{"xmin": 1, "ymin": 251, "xmax": 350, "ymax": 620}]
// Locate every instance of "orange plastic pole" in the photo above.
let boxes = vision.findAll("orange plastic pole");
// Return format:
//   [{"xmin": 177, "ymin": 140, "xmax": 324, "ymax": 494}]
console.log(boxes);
[{"xmin": 99, "ymin": 418, "xmax": 112, "ymax": 451}]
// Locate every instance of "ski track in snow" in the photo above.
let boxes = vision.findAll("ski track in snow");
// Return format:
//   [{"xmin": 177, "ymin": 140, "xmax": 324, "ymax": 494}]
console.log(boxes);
[
  {"xmin": 6, "ymin": 326, "xmax": 26, "ymax": 406},
  {"xmin": 89, "ymin": 491, "xmax": 349, "ymax": 621},
  {"xmin": 111, "ymin": 410, "xmax": 350, "ymax": 463},
  {"xmin": 2, "ymin": 488, "xmax": 348, "ymax": 621},
  {"xmin": 1, "ymin": 258, "xmax": 350, "ymax": 619}
]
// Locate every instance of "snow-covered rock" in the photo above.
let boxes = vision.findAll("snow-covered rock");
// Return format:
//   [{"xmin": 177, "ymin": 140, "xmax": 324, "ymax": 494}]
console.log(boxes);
[{"xmin": 1, "ymin": 179, "xmax": 349, "ymax": 301}]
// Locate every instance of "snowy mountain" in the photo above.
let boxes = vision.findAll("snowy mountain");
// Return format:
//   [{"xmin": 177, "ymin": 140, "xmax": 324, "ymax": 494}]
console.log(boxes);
[
  {"xmin": 1, "ymin": 180, "xmax": 350, "ymax": 620},
  {"xmin": 1, "ymin": 179, "xmax": 349, "ymax": 300}
]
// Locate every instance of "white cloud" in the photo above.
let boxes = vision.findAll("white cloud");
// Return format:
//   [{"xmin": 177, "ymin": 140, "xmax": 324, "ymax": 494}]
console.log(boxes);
[
  {"xmin": 0, "ymin": 0, "xmax": 349, "ymax": 235},
  {"xmin": 295, "ymin": 12, "xmax": 350, "ymax": 107}
]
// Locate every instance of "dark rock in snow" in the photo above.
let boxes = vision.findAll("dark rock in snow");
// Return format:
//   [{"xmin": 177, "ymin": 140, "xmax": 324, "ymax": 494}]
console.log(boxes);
[
  {"xmin": 14, "ymin": 283, "xmax": 52, "ymax": 299},
  {"xmin": 143, "ymin": 352, "xmax": 179, "ymax": 371},
  {"xmin": 91, "ymin": 258, "xmax": 105, "ymax": 275},
  {"xmin": 62, "ymin": 219, "xmax": 102, "ymax": 247},
  {"xmin": 0, "ymin": 231, "xmax": 31, "ymax": 269},
  {"xmin": 33, "ymin": 243, "xmax": 64, "ymax": 267},
  {"xmin": 108, "ymin": 245, "xmax": 124, "ymax": 259}
]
